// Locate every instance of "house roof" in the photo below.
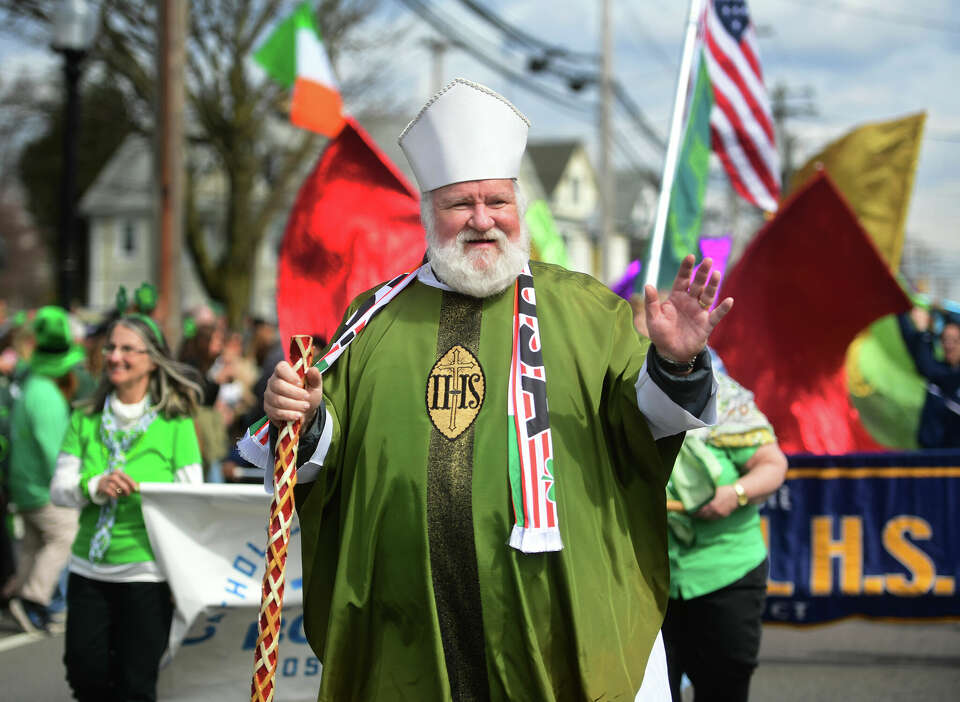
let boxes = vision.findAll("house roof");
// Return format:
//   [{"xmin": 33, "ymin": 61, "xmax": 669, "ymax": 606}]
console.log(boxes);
[
  {"xmin": 615, "ymin": 168, "xmax": 660, "ymax": 229},
  {"xmin": 526, "ymin": 140, "xmax": 580, "ymax": 197},
  {"xmin": 80, "ymin": 129, "xmax": 303, "ymax": 219},
  {"xmin": 79, "ymin": 136, "xmax": 153, "ymax": 216}
]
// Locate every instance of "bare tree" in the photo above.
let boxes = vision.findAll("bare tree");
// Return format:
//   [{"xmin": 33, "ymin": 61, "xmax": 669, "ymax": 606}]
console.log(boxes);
[
  {"xmin": 0, "ymin": 0, "xmax": 398, "ymax": 326},
  {"xmin": 0, "ymin": 75, "xmax": 51, "ymax": 199}
]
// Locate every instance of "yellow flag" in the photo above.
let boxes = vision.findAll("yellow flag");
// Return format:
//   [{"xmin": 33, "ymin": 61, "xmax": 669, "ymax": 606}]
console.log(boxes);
[{"xmin": 788, "ymin": 112, "xmax": 925, "ymax": 271}]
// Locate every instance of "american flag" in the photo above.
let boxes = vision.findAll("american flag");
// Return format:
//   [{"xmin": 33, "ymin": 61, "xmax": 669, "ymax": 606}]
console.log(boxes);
[{"xmin": 703, "ymin": 0, "xmax": 780, "ymax": 212}]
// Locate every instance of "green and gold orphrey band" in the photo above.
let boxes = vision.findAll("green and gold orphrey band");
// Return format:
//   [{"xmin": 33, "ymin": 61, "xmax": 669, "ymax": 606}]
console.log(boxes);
[{"xmin": 425, "ymin": 291, "xmax": 489, "ymax": 701}]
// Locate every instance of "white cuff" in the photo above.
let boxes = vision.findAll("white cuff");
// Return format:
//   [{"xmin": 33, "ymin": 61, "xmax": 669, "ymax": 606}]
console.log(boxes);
[
  {"xmin": 49, "ymin": 453, "xmax": 87, "ymax": 508},
  {"xmin": 88, "ymin": 475, "xmax": 109, "ymax": 505},
  {"xmin": 635, "ymin": 357, "xmax": 718, "ymax": 440}
]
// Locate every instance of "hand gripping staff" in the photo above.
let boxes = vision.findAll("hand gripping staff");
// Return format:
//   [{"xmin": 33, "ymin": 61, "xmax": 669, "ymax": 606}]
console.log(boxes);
[{"xmin": 251, "ymin": 335, "xmax": 313, "ymax": 702}]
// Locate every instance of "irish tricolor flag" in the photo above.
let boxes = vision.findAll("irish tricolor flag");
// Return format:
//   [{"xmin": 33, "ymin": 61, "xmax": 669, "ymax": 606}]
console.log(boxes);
[{"xmin": 254, "ymin": 2, "xmax": 346, "ymax": 137}]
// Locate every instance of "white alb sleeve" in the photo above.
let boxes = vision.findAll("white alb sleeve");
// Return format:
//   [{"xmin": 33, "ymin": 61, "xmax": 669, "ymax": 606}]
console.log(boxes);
[
  {"xmin": 262, "ymin": 407, "xmax": 334, "ymax": 494},
  {"xmin": 635, "ymin": 357, "xmax": 719, "ymax": 440}
]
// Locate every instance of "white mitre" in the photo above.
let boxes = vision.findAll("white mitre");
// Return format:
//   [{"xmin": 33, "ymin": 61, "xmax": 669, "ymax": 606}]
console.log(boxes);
[{"xmin": 398, "ymin": 78, "xmax": 530, "ymax": 193}]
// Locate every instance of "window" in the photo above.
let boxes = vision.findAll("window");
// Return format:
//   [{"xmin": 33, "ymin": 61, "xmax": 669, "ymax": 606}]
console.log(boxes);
[
  {"xmin": 120, "ymin": 220, "xmax": 138, "ymax": 258},
  {"xmin": 570, "ymin": 177, "xmax": 580, "ymax": 204}
]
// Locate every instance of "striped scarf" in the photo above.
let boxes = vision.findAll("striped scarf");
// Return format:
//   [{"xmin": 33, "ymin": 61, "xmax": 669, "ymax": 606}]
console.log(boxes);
[
  {"xmin": 88, "ymin": 395, "xmax": 158, "ymax": 562},
  {"xmin": 242, "ymin": 263, "xmax": 561, "ymax": 553}
]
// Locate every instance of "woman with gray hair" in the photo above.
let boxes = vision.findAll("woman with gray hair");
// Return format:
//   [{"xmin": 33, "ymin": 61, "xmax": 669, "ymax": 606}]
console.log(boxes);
[{"xmin": 50, "ymin": 314, "xmax": 203, "ymax": 702}]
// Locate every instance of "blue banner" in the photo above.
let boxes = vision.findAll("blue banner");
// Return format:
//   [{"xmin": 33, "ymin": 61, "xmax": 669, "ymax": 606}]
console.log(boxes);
[{"xmin": 761, "ymin": 450, "xmax": 960, "ymax": 624}]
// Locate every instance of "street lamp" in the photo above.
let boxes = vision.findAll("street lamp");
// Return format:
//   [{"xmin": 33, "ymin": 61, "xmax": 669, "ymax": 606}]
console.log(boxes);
[{"xmin": 52, "ymin": 0, "xmax": 97, "ymax": 308}]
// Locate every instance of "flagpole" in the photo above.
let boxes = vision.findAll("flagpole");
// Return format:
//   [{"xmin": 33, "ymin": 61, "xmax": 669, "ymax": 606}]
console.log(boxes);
[{"xmin": 644, "ymin": 0, "xmax": 704, "ymax": 290}]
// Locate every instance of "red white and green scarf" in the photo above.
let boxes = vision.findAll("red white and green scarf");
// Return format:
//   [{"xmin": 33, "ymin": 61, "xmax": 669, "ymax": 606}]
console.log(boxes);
[{"xmin": 241, "ymin": 263, "xmax": 561, "ymax": 553}]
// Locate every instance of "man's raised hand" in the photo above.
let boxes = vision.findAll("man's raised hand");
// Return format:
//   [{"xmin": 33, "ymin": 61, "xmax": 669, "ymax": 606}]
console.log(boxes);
[
  {"xmin": 643, "ymin": 255, "xmax": 733, "ymax": 364},
  {"xmin": 264, "ymin": 360, "xmax": 324, "ymax": 426}
]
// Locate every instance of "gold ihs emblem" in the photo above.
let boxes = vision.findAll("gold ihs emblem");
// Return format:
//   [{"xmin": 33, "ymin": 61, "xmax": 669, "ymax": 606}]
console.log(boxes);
[{"xmin": 425, "ymin": 345, "xmax": 485, "ymax": 440}]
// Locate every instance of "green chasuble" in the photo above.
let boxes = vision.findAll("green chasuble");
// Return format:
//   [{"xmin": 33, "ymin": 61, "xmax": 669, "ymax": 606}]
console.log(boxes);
[{"xmin": 295, "ymin": 261, "xmax": 683, "ymax": 701}]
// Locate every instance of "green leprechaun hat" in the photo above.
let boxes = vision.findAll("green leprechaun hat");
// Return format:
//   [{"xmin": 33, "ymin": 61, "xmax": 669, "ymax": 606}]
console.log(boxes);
[{"xmin": 29, "ymin": 306, "xmax": 86, "ymax": 378}]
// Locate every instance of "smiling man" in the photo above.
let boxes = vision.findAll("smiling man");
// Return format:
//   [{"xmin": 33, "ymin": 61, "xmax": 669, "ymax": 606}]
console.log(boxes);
[{"xmin": 244, "ymin": 78, "xmax": 733, "ymax": 702}]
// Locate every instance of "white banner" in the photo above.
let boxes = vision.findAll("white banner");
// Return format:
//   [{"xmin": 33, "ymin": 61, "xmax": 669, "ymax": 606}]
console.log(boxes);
[{"xmin": 140, "ymin": 483, "xmax": 320, "ymax": 702}]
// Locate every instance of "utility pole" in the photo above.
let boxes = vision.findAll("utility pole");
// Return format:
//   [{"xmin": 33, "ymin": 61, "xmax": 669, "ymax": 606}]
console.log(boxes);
[
  {"xmin": 597, "ymin": 0, "xmax": 615, "ymax": 283},
  {"xmin": 424, "ymin": 38, "xmax": 449, "ymax": 94},
  {"xmin": 770, "ymin": 82, "xmax": 816, "ymax": 189},
  {"xmin": 156, "ymin": 0, "xmax": 187, "ymax": 346}
]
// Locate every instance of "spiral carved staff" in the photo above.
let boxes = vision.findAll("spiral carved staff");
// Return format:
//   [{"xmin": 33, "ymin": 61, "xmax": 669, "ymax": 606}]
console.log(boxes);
[{"xmin": 251, "ymin": 335, "xmax": 313, "ymax": 702}]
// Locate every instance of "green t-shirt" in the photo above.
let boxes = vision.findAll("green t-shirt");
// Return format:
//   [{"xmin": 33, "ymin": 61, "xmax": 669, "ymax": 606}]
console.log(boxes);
[
  {"xmin": 667, "ymin": 444, "xmax": 767, "ymax": 599},
  {"xmin": 9, "ymin": 373, "xmax": 70, "ymax": 510},
  {"xmin": 61, "ymin": 408, "xmax": 201, "ymax": 564}
]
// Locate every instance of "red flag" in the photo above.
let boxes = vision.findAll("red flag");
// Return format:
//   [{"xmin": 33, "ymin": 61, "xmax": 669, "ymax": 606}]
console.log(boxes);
[
  {"xmin": 709, "ymin": 172, "xmax": 911, "ymax": 453},
  {"xmin": 704, "ymin": 0, "xmax": 780, "ymax": 212},
  {"xmin": 276, "ymin": 117, "xmax": 425, "ymax": 348}
]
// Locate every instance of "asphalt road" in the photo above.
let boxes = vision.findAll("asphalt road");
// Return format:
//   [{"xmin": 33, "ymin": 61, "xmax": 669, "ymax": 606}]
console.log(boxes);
[{"xmin": 1, "ymin": 611, "xmax": 958, "ymax": 701}]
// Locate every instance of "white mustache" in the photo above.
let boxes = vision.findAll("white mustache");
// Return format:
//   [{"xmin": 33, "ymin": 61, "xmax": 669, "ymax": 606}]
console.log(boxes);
[{"xmin": 457, "ymin": 227, "xmax": 507, "ymax": 245}]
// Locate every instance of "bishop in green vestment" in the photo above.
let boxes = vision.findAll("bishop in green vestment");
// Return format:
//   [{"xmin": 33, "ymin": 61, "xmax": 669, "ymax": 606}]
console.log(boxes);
[{"xmin": 252, "ymin": 79, "xmax": 733, "ymax": 702}]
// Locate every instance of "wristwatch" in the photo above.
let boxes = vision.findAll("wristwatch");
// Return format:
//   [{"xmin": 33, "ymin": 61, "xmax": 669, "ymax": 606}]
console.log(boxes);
[{"xmin": 733, "ymin": 482, "xmax": 749, "ymax": 507}]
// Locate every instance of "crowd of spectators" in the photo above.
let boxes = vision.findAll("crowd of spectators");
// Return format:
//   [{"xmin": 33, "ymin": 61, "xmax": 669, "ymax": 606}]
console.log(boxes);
[{"xmin": 0, "ymin": 295, "xmax": 291, "ymax": 634}]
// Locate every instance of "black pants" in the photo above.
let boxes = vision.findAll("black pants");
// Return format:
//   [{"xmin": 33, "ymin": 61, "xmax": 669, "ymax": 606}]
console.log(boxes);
[
  {"xmin": 64, "ymin": 573, "xmax": 173, "ymax": 702},
  {"xmin": 662, "ymin": 559, "xmax": 768, "ymax": 702}
]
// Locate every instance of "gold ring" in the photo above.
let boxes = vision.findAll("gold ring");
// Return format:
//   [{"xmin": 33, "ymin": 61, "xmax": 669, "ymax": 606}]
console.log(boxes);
[
  {"xmin": 115, "ymin": 488, "xmax": 122, "ymax": 495},
  {"xmin": 698, "ymin": 299, "xmax": 711, "ymax": 310}
]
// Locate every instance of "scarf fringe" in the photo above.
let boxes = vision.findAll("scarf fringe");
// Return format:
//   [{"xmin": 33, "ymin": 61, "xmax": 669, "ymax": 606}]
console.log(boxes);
[
  {"xmin": 509, "ymin": 525, "xmax": 563, "ymax": 554},
  {"xmin": 238, "ymin": 426, "xmax": 270, "ymax": 470}
]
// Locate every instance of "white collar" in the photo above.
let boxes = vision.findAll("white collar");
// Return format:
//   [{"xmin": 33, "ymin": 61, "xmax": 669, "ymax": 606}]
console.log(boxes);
[
  {"xmin": 108, "ymin": 393, "xmax": 150, "ymax": 423},
  {"xmin": 416, "ymin": 262, "xmax": 455, "ymax": 291}
]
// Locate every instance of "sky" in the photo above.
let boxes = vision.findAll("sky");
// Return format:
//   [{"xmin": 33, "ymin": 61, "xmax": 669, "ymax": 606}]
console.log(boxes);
[
  {"xmin": 2, "ymin": 0, "xmax": 959, "ymax": 295},
  {"xmin": 363, "ymin": 0, "xmax": 960, "ymax": 295}
]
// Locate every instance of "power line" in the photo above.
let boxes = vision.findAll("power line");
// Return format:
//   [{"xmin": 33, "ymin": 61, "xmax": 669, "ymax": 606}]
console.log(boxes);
[
  {"xmin": 612, "ymin": 81, "xmax": 666, "ymax": 152},
  {"xmin": 620, "ymin": 2, "xmax": 679, "ymax": 74},
  {"xmin": 397, "ymin": 0, "xmax": 594, "ymax": 116},
  {"xmin": 397, "ymin": 0, "xmax": 664, "ymax": 170},
  {"xmin": 455, "ymin": 0, "xmax": 600, "ymax": 63},
  {"xmin": 445, "ymin": 0, "xmax": 666, "ymax": 153},
  {"xmin": 774, "ymin": 0, "xmax": 960, "ymax": 34}
]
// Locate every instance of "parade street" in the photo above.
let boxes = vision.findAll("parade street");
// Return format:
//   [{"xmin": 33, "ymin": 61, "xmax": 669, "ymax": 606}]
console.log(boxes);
[{"xmin": 1, "ymin": 614, "xmax": 957, "ymax": 701}]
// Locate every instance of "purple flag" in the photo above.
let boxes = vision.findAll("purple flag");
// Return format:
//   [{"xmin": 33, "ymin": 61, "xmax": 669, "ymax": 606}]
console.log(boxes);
[
  {"xmin": 699, "ymin": 235, "xmax": 732, "ymax": 283},
  {"xmin": 611, "ymin": 260, "xmax": 642, "ymax": 300}
]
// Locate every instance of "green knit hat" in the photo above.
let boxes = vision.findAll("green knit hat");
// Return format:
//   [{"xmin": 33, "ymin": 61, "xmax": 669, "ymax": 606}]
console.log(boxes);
[{"xmin": 29, "ymin": 306, "xmax": 86, "ymax": 378}]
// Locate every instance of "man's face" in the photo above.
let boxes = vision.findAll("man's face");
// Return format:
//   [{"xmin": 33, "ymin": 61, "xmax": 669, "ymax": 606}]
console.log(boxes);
[
  {"xmin": 431, "ymin": 178, "xmax": 522, "ymax": 265},
  {"xmin": 424, "ymin": 178, "xmax": 529, "ymax": 298},
  {"xmin": 942, "ymin": 324, "xmax": 960, "ymax": 366}
]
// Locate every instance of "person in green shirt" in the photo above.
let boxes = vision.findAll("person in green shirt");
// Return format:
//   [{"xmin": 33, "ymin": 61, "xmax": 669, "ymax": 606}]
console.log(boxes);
[
  {"xmin": 50, "ymin": 314, "xmax": 203, "ymax": 702},
  {"xmin": 662, "ymin": 361, "xmax": 788, "ymax": 702},
  {"xmin": 246, "ymin": 79, "xmax": 737, "ymax": 701},
  {"xmin": 4, "ymin": 306, "xmax": 85, "ymax": 633}
]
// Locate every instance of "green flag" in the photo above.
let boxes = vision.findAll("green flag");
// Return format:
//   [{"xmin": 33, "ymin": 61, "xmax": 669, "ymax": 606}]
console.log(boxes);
[
  {"xmin": 253, "ymin": 1, "xmax": 318, "ymax": 89},
  {"xmin": 252, "ymin": 1, "xmax": 344, "ymax": 137},
  {"xmin": 644, "ymin": 51, "xmax": 713, "ymax": 292},
  {"xmin": 525, "ymin": 199, "xmax": 570, "ymax": 268},
  {"xmin": 846, "ymin": 315, "xmax": 926, "ymax": 449}
]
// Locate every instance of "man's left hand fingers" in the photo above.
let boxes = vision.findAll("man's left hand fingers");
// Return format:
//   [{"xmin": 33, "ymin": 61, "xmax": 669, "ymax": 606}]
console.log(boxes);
[
  {"xmin": 670, "ymin": 255, "xmax": 697, "ymax": 294},
  {"xmin": 687, "ymin": 258, "xmax": 713, "ymax": 298},
  {"xmin": 708, "ymin": 297, "xmax": 734, "ymax": 328}
]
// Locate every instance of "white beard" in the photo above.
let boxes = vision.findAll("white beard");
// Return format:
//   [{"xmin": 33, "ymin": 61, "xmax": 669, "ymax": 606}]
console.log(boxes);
[{"xmin": 426, "ymin": 226, "xmax": 530, "ymax": 298}]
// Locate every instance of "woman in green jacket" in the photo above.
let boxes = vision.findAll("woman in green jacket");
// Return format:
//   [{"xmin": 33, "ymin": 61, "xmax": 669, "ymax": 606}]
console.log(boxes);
[{"xmin": 51, "ymin": 315, "xmax": 203, "ymax": 702}]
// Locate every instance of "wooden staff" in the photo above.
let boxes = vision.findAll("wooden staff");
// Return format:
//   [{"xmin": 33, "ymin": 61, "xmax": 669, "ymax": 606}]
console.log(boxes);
[{"xmin": 251, "ymin": 335, "xmax": 313, "ymax": 702}]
